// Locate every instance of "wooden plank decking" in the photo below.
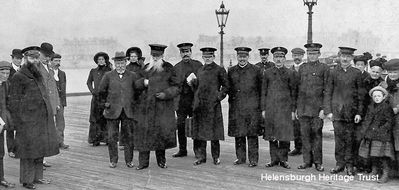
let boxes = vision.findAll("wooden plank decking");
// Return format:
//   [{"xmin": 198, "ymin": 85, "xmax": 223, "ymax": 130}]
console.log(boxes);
[{"xmin": 2, "ymin": 96, "xmax": 399, "ymax": 190}]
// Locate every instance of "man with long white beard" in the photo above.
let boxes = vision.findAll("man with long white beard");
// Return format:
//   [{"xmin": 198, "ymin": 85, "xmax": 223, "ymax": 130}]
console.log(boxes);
[{"xmin": 134, "ymin": 44, "xmax": 179, "ymax": 170}]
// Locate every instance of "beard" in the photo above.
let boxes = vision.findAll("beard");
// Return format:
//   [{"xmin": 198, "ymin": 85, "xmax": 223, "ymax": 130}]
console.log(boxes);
[
  {"xmin": 146, "ymin": 57, "xmax": 164, "ymax": 72},
  {"xmin": 25, "ymin": 60, "xmax": 42, "ymax": 80}
]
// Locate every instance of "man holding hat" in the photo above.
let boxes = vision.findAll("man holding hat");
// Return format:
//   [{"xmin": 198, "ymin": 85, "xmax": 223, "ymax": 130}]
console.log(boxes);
[
  {"xmin": 325, "ymin": 46, "xmax": 364, "ymax": 175},
  {"xmin": 134, "ymin": 44, "xmax": 179, "ymax": 170},
  {"xmin": 98, "ymin": 51, "xmax": 139, "ymax": 168},
  {"xmin": 50, "ymin": 53, "xmax": 69, "ymax": 150},
  {"xmin": 296, "ymin": 43, "xmax": 328, "ymax": 172},
  {"xmin": 261, "ymin": 47, "xmax": 296, "ymax": 169},
  {"xmin": 172, "ymin": 42, "xmax": 203, "ymax": 157},
  {"xmin": 0, "ymin": 61, "xmax": 15, "ymax": 188},
  {"xmin": 9, "ymin": 46, "xmax": 59, "ymax": 189},
  {"xmin": 227, "ymin": 47, "xmax": 262, "ymax": 167},
  {"xmin": 6, "ymin": 49, "xmax": 24, "ymax": 158},
  {"xmin": 288, "ymin": 47, "xmax": 305, "ymax": 157},
  {"xmin": 190, "ymin": 47, "xmax": 228, "ymax": 166},
  {"xmin": 255, "ymin": 48, "xmax": 273, "ymax": 74},
  {"xmin": 86, "ymin": 52, "xmax": 112, "ymax": 146}
]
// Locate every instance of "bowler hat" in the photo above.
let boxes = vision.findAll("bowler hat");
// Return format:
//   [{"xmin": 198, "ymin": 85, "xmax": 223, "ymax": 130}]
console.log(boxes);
[
  {"xmin": 40, "ymin": 42, "xmax": 55, "ymax": 57},
  {"xmin": 11, "ymin": 49, "xmax": 23, "ymax": 59},
  {"xmin": 112, "ymin": 51, "xmax": 127, "ymax": 61}
]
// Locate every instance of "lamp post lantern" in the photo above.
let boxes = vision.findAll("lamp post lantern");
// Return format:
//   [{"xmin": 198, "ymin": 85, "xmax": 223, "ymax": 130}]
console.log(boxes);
[
  {"xmin": 303, "ymin": 0, "xmax": 318, "ymax": 44},
  {"xmin": 215, "ymin": 1, "xmax": 229, "ymax": 67}
]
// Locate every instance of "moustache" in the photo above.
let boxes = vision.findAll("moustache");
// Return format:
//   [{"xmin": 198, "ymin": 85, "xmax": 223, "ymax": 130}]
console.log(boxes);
[
  {"xmin": 183, "ymin": 55, "xmax": 190, "ymax": 58},
  {"xmin": 294, "ymin": 58, "xmax": 301, "ymax": 62}
]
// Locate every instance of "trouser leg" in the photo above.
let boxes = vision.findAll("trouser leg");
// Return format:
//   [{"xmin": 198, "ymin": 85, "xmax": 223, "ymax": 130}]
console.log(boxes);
[
  {"xmin": 300, "ymin": 117, "xmax": 313, "ymax": 165},
  {"xmin": 211, "ymin": 140, "xmax": 220, "ymax": 159},
  {"xmin": 235, "ymin": 137, "xmax": 246, "ymax": 162},
  {"xmin": 138, "ymin": 151, "xmax": 150, "ymax": 167},
  {"xmin": 278, "ymin": 141, "xmax": 290, "ymax": 162},
  {"xmin": 312, "ymin": 117, "xmax": 323, "ymax": 164},
  {"xmin": 55, "ymin": 106, "xmax": 66, "ymax": 144},
  {"xmin": 20, "ymin": 158, "xmax": 34, "ymax": 184},
  {"xmin": 156, "ymin": 150, "xmax": 166, "ymax": 164},
  {"xmin": 121, "ymin": 111, "xmax": 134, "ymax": 164},
  {"xmin": 107, "ymin": 118, "xmax": 120, "ymax": 163},
  {"xmin": 0, "ymin": 157, "xmax": 3, "ymax": 180},
  {"xmin": 293, "ymin": 118, "xmax": 302, "ymax": 150},
  {"xmin": 269, "ymin": 141, "xmax": 279, "ymax": 162},
  {"xmin": 6, "ymin": 130, "xmax": 15, "ymax": 153},
  {"xmin": 176, "ymin": 111, "xmax": 188, "ymax": 152},
  {"xmin": 247, "ymin": 136, "xmax": 259, "ymax": 164},
  {"xmin": 333, "ymin": 121, "xmax": 353, "ymax": 167},
  {"xmin": 33, "ymin": 157, "xmax": 43, "ymax": 181}
]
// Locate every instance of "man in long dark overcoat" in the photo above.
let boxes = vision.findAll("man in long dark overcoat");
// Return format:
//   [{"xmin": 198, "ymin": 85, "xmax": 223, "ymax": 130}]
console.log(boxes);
[
  {"xmin": 227, "ymin": 47, "xmax": 262, "ymax": 167},
  {"xmin": 134, "ymin": 44, "xmax": 180, "ymax": 170},
  {"xmin": 325, "ymin": 47, "xmax": 364, "ymax": 176},
  {"xmin": 98, "ymin": 51, "xmax": 139, "ymax": 168},
  {"xmin": 190, "ymin": 47, "xmax": 228, "ymax": 166},
  {"xmin": 86, "ymin": 52, "xmax": 112, "ymax": 146},
  {"xmin": 261, "ymin": 47, "xmax": 296, "ymax": 169},
  {"xmin": 8, "ymin": 46, "xmax": 59, "ymax": 189},
  {"xmin": 296, "ymin": 43, "xmax": 329, "ymax": 172},
  {"xmin": 173, "ymin": 42, "xmax": 203, "ymax": 157}
]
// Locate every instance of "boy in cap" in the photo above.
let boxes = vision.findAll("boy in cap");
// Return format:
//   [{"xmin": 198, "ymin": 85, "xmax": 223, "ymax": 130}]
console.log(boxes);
[
  {"xmin": 325, "ymin": 46, "xmax": 364, "ymax": 176},
  {"xmin": 227, "ymin": 47, "xmax": 262, "ymax": 167},
  {"xmin": 255, "ymin": 48, "xmax": 273, "ymax": 74},
  {"xmin": 297, "ymin": 43, "xmax": 328, "ymax": 172},
  {"xmin": 190, "ymin": 47, "xmax": 228, "ymax": 166},
  {"xmin": 173, "ymin": 43, "xmax": 203, "ymax": 157},
  {"xmin": 98, "ymin": 51, "xmax": 139, "ymax": 168},
  {"xmin": 134, "ymin": 44, "xmax": 179, "ymax": 170},
  {"xmin": 288, "ymin": 47, "xmax": 305, "ymax": 157},
  {"xmin": 0, "ymin": 61, "xmax": 15, "ymax": 188},
  {"xmin": 261, "ymin": 47, "xmax": 296, "ymax": 169}
]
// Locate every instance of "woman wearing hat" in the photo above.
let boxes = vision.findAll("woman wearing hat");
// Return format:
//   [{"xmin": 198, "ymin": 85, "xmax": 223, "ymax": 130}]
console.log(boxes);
[{"xmin": 86, "ymin": 52, "xmax": 112, "ymax": 146}]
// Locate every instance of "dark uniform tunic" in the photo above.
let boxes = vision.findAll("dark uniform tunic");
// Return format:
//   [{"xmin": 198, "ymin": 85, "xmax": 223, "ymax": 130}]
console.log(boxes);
[
  {"xmin": 262, "ymin": 66, "xmax": 297, "ymax": 163},
  {"xmin": 173, "ymin": 59, "xmax": 202, "ymax": 152},
  {"xmin": 255, "ymin": 61, "xmax": 274, "ymax": 75},
  {"xmin": 86, "ymin": 65, "xmax": 112, "ymax": 144},
  {"xmin": 297, "ymin": 60, "xmax": 329, "ymax": 165},
  {"xmin": 324, "ymin": 66, "xmax": 364, "ymax": 168},
  {"xmin": 227, "ymin": 63, "xmax": 262, "ymax": 164},
  {"xmin": 192, "ymin": 62, "xmax": 228, "ymax": 160},
  {"xmin": 290, "ymin": 64, "xmax": 303, "ymax": 152}
]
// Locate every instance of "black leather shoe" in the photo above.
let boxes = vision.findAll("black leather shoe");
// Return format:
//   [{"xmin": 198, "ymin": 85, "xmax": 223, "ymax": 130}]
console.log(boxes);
[
  {"xmin": 92, "ymin": 142, "xmax": 100, "ymax": 147},
  {"xmin": 136, "ymin": 165, "xmax": 149, "ymax": 170},
  {"xmin": 330, "ymin": 166, "xmax": 344, "ymax": 174},
  {"xmin": 33, "ymin": 178, "xmax": 51, "ymax": 184},
  {"xmin": 248, "ymin": 162, "xmax": 258, "ymax": 167},
  {"xmin": 193, "ymin": 159, "xmax": 206, "ymax": 166},
  {"xmin": 43, "ymin": 161, "xmax": 51, "ymax": 167},
  {"xmin": 315, "ymin": 164, "xmax": 324, "ymax": 172},
  {"xmin": 265, "ymin": 161, "xmax": 279, "ymax": 167},
  {"xmin": 109, "ymin": 162, "xmax": 117, "ymax": 168},
  {"xmin": 59, "ymin": 143, "xmax": 70, "ymax": 149},
  {"xmin": 288, "ymin": 149, "xmax": 302, "ymax": 156},
  {"xmin": 157, "ymin": 162, "xmax": 167, "ymax": 168},
  {"xmin": 172, "ymin": 151, "xmax": 188, "ymax": 157},
  {"xmin": 213, "ymin": 158, "xmax": 221, "ymax": 165},
  {"xmin": 280, "ymin": 161, "xmax": 291, "ymax": 169},
  {"xmin": 346, "ymin": 166, "xmax": 355, "ymax": 176},
  {"xmin": 298, "ymin": 163, "xmax": 312, "ymax": 169},
  {"xmin": 23, "ymin": 183, "xmax": 36, "ymax": 189},
  {"xmin": 233, "ymin": 159, "xmax": 245, "ymax": 165}
]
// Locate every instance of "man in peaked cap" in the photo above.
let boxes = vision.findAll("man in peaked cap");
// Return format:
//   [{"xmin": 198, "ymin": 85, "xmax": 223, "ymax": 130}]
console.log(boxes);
[
  {"xmin": 9, "ymin": 46, "xmax": 59, "ymax": 189},
  {"xmin": 288, "ymin": 47, "xmax": 305, "ymax": 157},
  {"xmin": 134, "ymin": 44, "xmax": 179, "ymax": 170},
  {"xmin": 255, "ymin": 48, "xmax": 273, "ymax": 74},
  {"xmin": 172, "ymin": 42, "xmax": 203, "ymax": 158},
  {"xmin": 98, "ymin": 51, "xmax": 138, "ymax": 168},
  {"xmin": 262, "ymin": 46, "xmax": 296, "ymax": 169},
  {"xmin": 227, "ymin": 47, "xmax": 262, "ymax": 167},
  {"xmin": 297, "ymin": 42, "xmax": 328, "ymax": 172},
  {"xmin": 191, "ymin": 47, "xmax": 228, "ymax": 166},
  {"xmin": 325, "ymin": 46, "xmax": 364, "ymax": 176}
]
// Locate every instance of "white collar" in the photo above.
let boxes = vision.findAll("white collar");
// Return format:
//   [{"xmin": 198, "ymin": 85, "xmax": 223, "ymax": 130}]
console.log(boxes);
[{"xmin": 12, "ymin": 63, "xmax": 20, "ymax": 71}]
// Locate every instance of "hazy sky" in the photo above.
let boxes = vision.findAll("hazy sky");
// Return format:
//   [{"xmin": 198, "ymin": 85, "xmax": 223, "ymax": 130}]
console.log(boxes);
[{"xmin": 1, "ymin": 0, "xmax": 399, "ymax": 58}]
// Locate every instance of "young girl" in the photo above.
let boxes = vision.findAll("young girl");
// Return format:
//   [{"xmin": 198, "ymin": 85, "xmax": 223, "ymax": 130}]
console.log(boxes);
[{"xmin": 359, "ymin": 86, "xmax": 395, "ymax": 183}]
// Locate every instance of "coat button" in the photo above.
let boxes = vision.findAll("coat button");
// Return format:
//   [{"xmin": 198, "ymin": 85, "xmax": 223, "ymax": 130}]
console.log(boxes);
[{"xmin": 312, "ymin": 73, "xmax": 316, "ymax": 75}]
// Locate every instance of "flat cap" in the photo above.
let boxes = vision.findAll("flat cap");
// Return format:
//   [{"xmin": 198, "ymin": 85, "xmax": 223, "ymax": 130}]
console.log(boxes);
[
  {"xmin": 149, "ymin": 44, "xmax": 167, "ymax": 57},
  {"xmin": 0, "ymin": 61, "xmax": 12, "ymax": 70},
  {"xmin": 291, "ymin": 48, "xmax": 305, "ymax": 55},
  {"xmin": 339, "ymin": 47, "xmax": 357, "ymax": 55},
  {"xmin": 234, "ymin": 47, "xmax": 251, "ymax": 55},
  {"xmin": 369, "ymin": 86, "xmax": 388, "ymax": 97},
  {"xmin": 383, "ymin": 58, "xmax": 399, "ymax": 71},
  {"xmin": 271, "ymin": 47, "xmax": 288, "ymax": 55},
  {"xmin": 353, "ymin": 55, "xmax": 368, "ymax": 63},
  {"xmin": 258, "ymin": 48, "xmax": 270, "ymax": 55}
]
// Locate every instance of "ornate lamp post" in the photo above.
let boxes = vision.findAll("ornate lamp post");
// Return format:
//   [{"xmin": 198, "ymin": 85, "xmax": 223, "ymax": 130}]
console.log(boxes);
[
  {"xmin": 303, "ymin": 0, "xmax": 318, "ymax": 44},
  {"xmin": 215, "ymin": 1, "xmax": 229, "ymax": 67}
]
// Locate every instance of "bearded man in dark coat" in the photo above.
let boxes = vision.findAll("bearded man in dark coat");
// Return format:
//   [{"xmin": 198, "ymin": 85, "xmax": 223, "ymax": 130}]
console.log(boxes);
[
  {"xmin": 172, "ymin": 42, "xmax": 203, "ymax": 157},
  {"xmin": 262, "ymin": 47, "xmax": 296, "ymax": 169},
  {"xmin": 9, "ymin": 46, "xmax": 59, "ymax": 189},
  {"xmin": 227, "ymin": 47, "xmax": 262, "ymax": 167},
  {"xmin": 190, "ymin": 47, "xmax": 228, "ymax": 166},
  {"xmin": 134, "ymin": 44, "xmax": 180, "ymax": 170}
]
